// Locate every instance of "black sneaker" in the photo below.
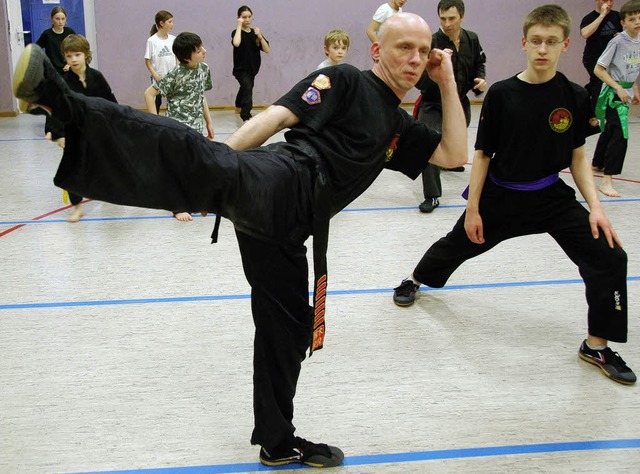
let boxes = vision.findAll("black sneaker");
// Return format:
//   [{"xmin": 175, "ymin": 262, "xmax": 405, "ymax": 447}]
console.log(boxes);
[
  {"xmin": 259, "ymin": 436, "xmax": 344, "ymax": 468},
  {"xmin": 578, "ymin": 340, "xmax": 636, "ymax": 385},
  {"xmin": 12, "ymin": 44, "xmax": 72, "ymax": 120},
  {"xmin": 393, "ymin": 279, "xmax": 419, "ymax": 307},
  {"xmin": 419, "ymin": 197, "xmax": 439, "ymax": 213}
]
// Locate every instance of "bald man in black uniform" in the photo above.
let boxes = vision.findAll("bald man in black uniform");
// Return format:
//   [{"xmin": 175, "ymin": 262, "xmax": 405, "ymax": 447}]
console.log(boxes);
[{"xmin": 13, "ymin": 12, "xmax": 467, "ymax": 468}]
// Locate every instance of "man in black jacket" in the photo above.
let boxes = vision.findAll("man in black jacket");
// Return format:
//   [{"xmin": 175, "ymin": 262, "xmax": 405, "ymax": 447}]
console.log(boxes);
[{"xmin": 414, "ymin": 0, "xmax": 486, "ymax": 213}]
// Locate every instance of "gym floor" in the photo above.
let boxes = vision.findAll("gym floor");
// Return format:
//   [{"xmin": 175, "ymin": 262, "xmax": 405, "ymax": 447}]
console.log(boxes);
[{"xmin": 1, "ymin": 106, "xmax": 639, "ymax": 473}]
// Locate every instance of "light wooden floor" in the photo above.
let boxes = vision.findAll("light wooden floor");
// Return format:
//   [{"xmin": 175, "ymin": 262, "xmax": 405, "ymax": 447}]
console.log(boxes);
[{"xmin": 1, "ymin": 106, "xmax": 639, "ymax": 473}]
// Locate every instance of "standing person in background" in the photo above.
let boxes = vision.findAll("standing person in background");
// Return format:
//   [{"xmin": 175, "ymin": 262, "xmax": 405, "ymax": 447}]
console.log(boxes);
[
  {"xmin": 581, "ymin": 0, "xmax": 622, "ymax": 126},
  {"xmin": 316, "ymin": 29, "xmax": 350, "ymax": 70},
  {"xmin": 144, "ymin": 10, "xmax": 176, "ymax": 114},
  {"xmin": 591, "ymin": 0, "xmax": 640, "ymax": 197},
  {"xmin": 413, "ymin": 0, "xmax": 486, "ymax": 213},
  {"xmin": 36, "ymin": 6, "xmax": 75, "ymax": 141},
  {"xmin": 367, "ymin": 0, "xmax": 408, "ymax": 42},
  {"xmin": 232, "ymin": 5, "xmax": 270, "ymax": 122}
]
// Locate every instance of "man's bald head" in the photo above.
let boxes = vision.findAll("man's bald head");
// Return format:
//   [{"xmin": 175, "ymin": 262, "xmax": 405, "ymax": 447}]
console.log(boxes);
[
  {"xmin": 377, "ymin": 12, "xmax": 432, "ymax": 44},
  {"xmin": 371, "ymin": 13, "xmax": 433, "ymax": 99}
]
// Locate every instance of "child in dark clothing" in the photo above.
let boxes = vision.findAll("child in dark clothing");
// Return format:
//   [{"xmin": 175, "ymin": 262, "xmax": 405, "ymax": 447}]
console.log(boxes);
[
  {"xmin": 35, "ymin": 6, "xmax": 76, "ymax": 141},
  {"xmin": 56, "ymin": 34, "xmax": 117, "ymax": 222},
  {"xmin": 232, "ymin": 5, "xmax": 270, "ymax": 121}
]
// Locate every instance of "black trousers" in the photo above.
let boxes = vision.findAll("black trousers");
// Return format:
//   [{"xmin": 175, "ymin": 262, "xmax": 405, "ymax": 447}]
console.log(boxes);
[
  {"xmin": 592, "ymin": 105, "xmax": 628, "ymax": 175},
  {"xmin": 413, "ymin": 179, "xmax": 628, "ymax": 342},
  {"xmin": 236, "ymin": 230, "xmax": 313, "ymax": 448},
  {"xmin": 53, "ymin": 94, "xmax": 316, "ymax": 449},
  {"xmin": 418, "ymin": 98, "xmax": 471, "ymax": 199},
  {"xmin": 233, "ymin": 71, "xmax": 256, "ymax": 121},
  {"xmin": 583, "ymin": 62, "xmax": 602, "ymax": 117}
]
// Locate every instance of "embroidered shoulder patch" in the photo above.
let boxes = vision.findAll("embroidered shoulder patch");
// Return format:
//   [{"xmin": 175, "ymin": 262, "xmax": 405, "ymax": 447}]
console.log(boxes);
[
  {"xmin": 312, "ymin": 74, "xmax": 331, "ymax": 90},
  {"xmin": 302, "ymin": 87, "xmax": 322, "ymax": 105},
  {"xmin": 549, "ymin": 108, "xmax": 572, "ymax": 133}
]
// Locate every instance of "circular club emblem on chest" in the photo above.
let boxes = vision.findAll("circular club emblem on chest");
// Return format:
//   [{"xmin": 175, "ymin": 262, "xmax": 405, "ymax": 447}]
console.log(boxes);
[{"xmin": 549, "ymin": 108, "xmax": 572, "ymax": 133}]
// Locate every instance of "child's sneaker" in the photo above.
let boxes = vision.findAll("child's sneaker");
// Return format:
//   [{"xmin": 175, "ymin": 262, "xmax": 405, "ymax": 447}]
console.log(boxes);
[
  {"xmin": 578, "ymin": 340, "xmax": 636, "ymax": 385},
  {"xmin": 259, "ymin": 436, "xmax": 344, "ymax": 468}
]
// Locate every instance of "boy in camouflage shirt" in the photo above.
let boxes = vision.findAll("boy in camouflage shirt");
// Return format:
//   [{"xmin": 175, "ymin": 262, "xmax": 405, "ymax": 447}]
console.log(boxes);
[
  {"xmin": 145, "ymin": 32, "xmax": 214, "ymax": 221},
  {"xmin": 145, "ymin": 32, "xmax": 214, "ymax": 137}
]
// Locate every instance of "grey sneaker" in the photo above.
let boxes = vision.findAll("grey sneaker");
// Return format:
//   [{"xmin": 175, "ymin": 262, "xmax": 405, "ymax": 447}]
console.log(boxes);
[
  {"xmin": 578, "ymin": 340, "xmax": 636, "ymax": 385},
  {"xmin": 259, "ymin": 436, "xmax": 344, "ymax": 468},
  {"xmin": 393, "ymin": 279, "xmax": 419, "ymax": 306}
]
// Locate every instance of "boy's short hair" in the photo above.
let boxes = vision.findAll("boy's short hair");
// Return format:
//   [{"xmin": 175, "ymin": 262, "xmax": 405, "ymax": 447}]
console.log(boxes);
[
  {"xmin": 323, "ymin": 29, "xmax": 350, "ymax": 52},
  {"xmin": 437, "ymin": 0, "xmax": 465, "ymax": 16},
  {"xmin": 60, "ymin": 34, "xmax": 92, "ymax": 64},
  {"xmin": 523, "ymin": 4, "xmax": 571, "ymax": 40},
  {"xmin": 620, "ymin": 0, "xmax": 640, "ymax": 20},
  {"xmin": 173, "ymin": 32, "xmax": 203, "ymax": 64}
]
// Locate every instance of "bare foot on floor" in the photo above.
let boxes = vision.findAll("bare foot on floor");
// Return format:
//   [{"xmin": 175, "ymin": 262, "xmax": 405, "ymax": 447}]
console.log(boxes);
[
  {"xmin": 174, "ymin": 212, "xmax": 193, "ymax": 221},
  {"xmin": 45, "ymin": 132, "xmax": 52, "ymax": 141},
  {"xmin": 68, "ymin": 204, "xmax": 84, "ymax": 222},
  {"xmin": 598, "ymin": 184, "xmax": 621, "ymax": 197}
]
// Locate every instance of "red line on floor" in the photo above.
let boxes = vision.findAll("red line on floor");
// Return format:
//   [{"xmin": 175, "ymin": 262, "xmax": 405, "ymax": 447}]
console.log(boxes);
[{"xmin": 0, "ymin": 200, "xmax": 92, "ymax": 238}]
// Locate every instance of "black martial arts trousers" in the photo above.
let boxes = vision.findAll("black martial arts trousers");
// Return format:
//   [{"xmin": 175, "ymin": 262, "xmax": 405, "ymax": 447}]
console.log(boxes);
[
  {"xmin": 53, "ymin": 94, "xmax": 316, "ymax": 449},
  {"xmin": 592, "ymin": 105, "xmax": 628, "ymax": 176},
  {"xmin": 418, "ymin": 98, "xmax": 471, "ymax": 200},
  {"xmin": 233, "ymin": 71, "xmax": 256, "ymax": 121},
  {"xmin": 412, "ymin": 179, "xmax": 628, "ymax": 342}
]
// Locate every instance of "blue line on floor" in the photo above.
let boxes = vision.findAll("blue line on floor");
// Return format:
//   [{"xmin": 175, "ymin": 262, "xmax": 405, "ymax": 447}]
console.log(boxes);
[
  {"xmin": 2, "ymin": 276, "xmax": 639, "ymax": 311},
  {"xmin": 2, "ymin": 198, "xmax": 640, "ymax": 226},
  {"xmin": 74, "ymin": 438, "xmax": 640, "ymax": 473}
]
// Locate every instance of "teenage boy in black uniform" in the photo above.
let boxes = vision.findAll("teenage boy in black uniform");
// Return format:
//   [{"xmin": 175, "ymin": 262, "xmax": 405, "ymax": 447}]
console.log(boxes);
[
  {"xmin": 393, "ymin": 5, "xmax": 635, "ymax": 385},
  {"xmin": 13, "ymin": 13, "xmax": 468, "ymax": 468}
]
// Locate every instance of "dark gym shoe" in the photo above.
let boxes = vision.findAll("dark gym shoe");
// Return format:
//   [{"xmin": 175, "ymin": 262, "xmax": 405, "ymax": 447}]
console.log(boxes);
[
  {"xmin": 419, "ymin": 197, "xmax": 439, "ymax": 213},
  {"xmin": 12, "ymin": 44, "xmax": 72, "ymax": 120},
  {"xmin": 259, "ymin": 436, "xmax": 344, "ymax": 468},
  {"xmin": 393, "ymin": 279, "xmax": 419, "ymax": 307},
  {"xmin": 578, "ymin": 340, "xmax": 636, "ymax": 385}
]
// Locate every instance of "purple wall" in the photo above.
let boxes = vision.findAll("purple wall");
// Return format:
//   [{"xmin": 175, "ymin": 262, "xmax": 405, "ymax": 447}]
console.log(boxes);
[
  {"xmin": 1, "ymin": 1, "xmax": 594, "ymax": 113},
  {"xmin": 92, "ymin": 0, "xmax": 591, "ymax": 109}
]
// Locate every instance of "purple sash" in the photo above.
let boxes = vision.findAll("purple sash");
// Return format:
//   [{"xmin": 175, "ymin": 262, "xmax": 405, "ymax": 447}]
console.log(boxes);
[{"xmin": 461, "ymin": 172, "xmax": 559, "ymax": 200}]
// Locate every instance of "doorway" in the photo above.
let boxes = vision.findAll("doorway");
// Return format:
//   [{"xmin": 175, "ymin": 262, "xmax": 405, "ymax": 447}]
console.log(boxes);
[{"xmin": 23, "ymin": 0, "xmax": 86, "ymax": 46}]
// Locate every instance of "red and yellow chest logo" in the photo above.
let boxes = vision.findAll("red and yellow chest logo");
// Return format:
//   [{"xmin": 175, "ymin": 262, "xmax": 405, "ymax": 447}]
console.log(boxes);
[{"xmin": 549, "ymin": 108, "xmax": 572, "ymax": 133}]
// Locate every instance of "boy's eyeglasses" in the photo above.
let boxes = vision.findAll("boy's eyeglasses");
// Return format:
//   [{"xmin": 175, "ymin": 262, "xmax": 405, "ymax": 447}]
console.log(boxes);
[{"xmin": 526, "ymin": 39, "xmax": 564, "ymax": 48}]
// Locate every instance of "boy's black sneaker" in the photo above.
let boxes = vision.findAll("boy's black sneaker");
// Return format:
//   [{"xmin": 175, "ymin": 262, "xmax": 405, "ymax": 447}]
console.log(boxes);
[
  {"xmin": 578, "ymin": 340, "xmax": 636, "ymax": 385},
  {"xmin": 12, "ymin": 44, "xmax": 72, "ymax": 121},
  {"xmin": 259, "ymin": 436, "xmax": 344, "ymax": 468},
  {"xmin": 393, "ymin": 279, "xmax": 419, "ymax": 307}
]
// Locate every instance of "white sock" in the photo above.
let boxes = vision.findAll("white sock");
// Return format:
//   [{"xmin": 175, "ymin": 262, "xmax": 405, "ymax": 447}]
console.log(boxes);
[
  {"xmin": 586, "ymin": 340, "xmax": 606, "ymax": 351},
  {"xmin": 408, "ymin": 275, "xmax": 421, "ymax": 286}
]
